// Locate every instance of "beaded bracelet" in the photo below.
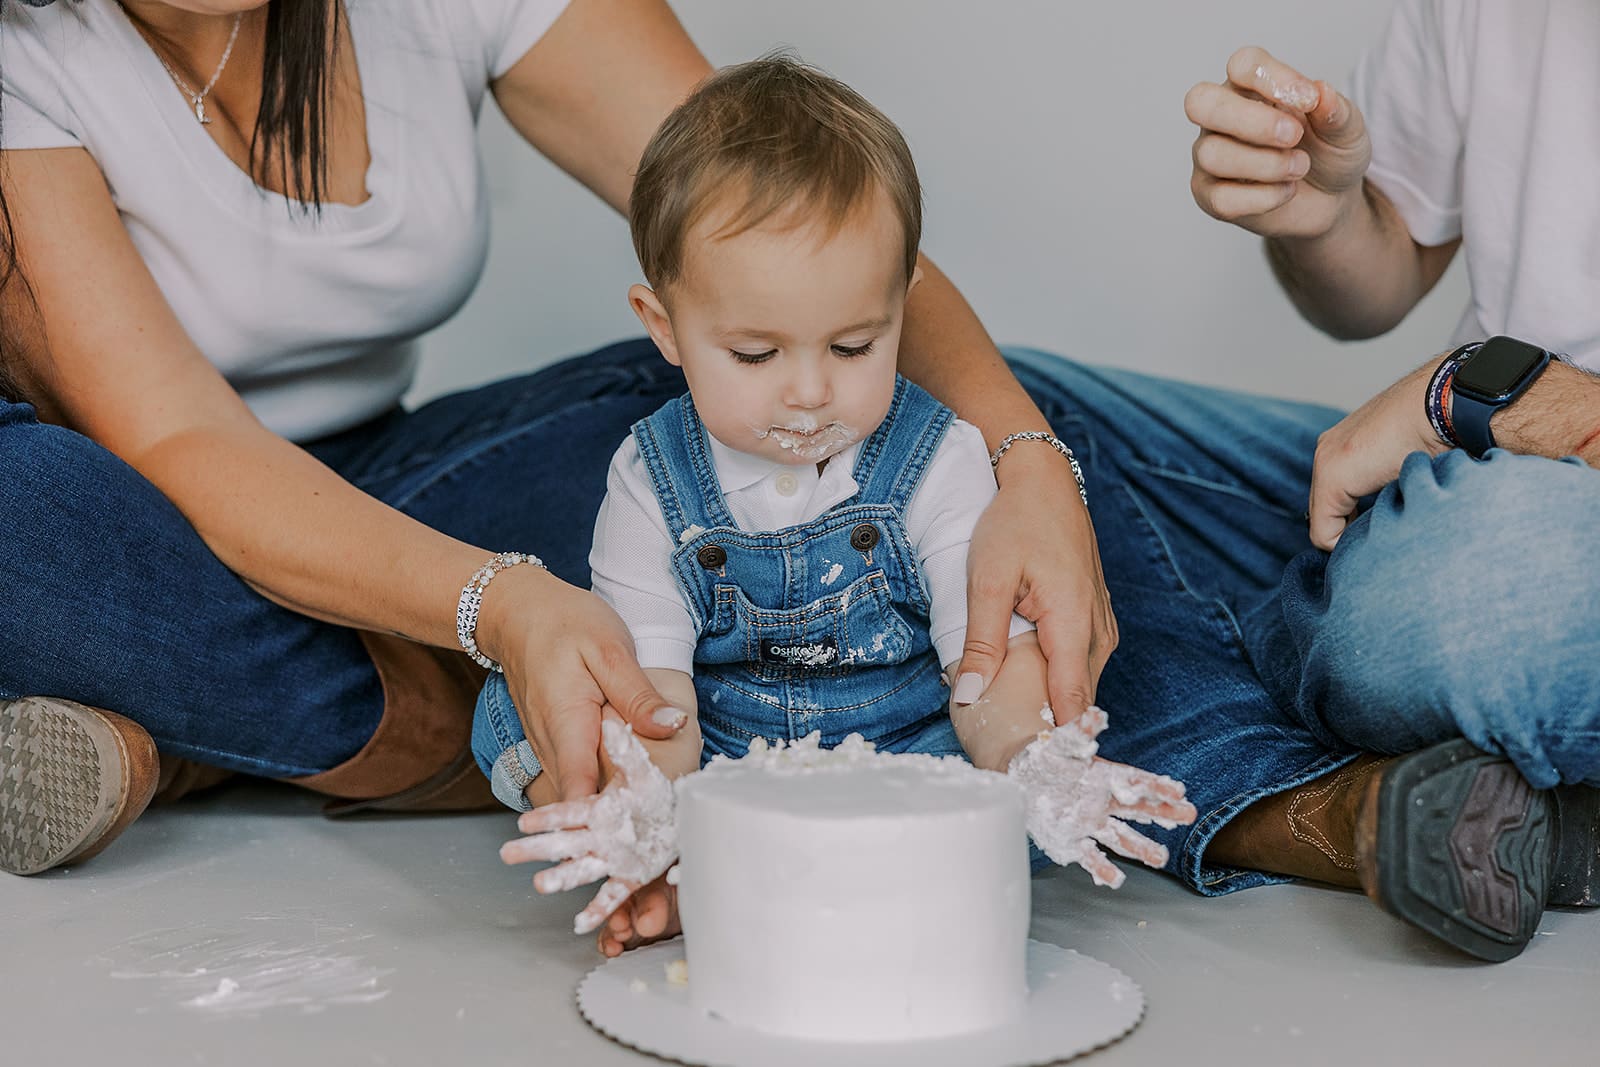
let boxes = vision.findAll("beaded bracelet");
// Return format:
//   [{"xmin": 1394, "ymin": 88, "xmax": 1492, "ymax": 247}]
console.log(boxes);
[
  {"xmin": 1426, "ymin": 342, "xmax": 1480, "ymax": 449},
  {"xmin": 989, "ymin": 431, "xmax": 1089, "ymax": 507},
  {"xmin": 456, "ymin": 551, "xmax": 546, "ymax": 672}
]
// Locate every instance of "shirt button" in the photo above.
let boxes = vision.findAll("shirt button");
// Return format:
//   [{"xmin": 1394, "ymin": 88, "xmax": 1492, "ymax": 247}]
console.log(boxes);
[{"xmin": 774, "ymin": 472, "xmax": 799, "ymax": 497}]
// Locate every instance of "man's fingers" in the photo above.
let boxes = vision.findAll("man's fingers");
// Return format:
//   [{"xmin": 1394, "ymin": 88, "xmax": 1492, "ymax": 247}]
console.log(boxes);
[
  {"xmin": 1186, "ymin": 83, "xmax": 1308, "ymax": 149},
  {"xmin": 1193, "ymin": 132, "xmax": 1309, "ymax": 184},
  {"xmin": 1306, "ymin": 81, "xmax": 1368, "ymax": 149},
  {"xmin": 589, "ymin": 640, "xmax": 686, "ymax": 740},
  {"xmin": 1224, "ymin": 46, "xmax": 1319, "ymax": 112},
  {"xmin": 1307, "ymin": 473, "xmax": 1358, "ymax": 551},
  {"xmin": 1192, "ymin": 172, "xmax": 1299, "ymax": 223}
]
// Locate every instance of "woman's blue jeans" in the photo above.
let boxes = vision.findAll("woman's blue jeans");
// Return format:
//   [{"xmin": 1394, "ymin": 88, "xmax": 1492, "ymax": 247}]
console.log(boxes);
[{"xmin": 6, "ymin": 340, "xmax": 1599, "ymax": 894}]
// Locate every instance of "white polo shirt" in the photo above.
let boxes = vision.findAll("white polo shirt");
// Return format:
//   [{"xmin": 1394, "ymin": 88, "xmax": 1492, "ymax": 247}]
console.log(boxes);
[{"xmin": 590, "ymin": 417, "xmax": 1034, "ymax": 676}]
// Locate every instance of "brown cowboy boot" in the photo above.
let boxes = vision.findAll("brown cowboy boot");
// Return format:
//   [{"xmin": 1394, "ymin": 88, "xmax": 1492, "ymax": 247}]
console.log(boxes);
[
  {"xmin": 288, "ymin": 631, "xmax": 497, "ymax": 816},
  {"xmin": 0, "ymin": 697, "xmax": 160, "ymax": 875},
  {"xmin": 1212, "ymin": 740, "xmax": 1600, "ymax": 962}
]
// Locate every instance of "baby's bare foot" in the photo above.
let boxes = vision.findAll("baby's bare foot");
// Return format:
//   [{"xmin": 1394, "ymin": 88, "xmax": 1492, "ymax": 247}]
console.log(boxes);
[{"xmin": 597, "ymin": 874, "xmax": 680, "ymax": 956}]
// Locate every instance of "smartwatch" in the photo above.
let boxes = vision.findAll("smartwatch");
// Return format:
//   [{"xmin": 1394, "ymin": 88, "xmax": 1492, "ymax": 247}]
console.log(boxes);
[{"xmin": 1449, "ymin": 335, "xmax": 1553, "ymax": 458}]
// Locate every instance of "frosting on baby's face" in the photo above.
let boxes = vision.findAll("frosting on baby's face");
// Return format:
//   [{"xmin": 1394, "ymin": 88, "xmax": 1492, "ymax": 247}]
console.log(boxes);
[{"xmin": 632, "ymin": 186, "xmax": 915, "ymax": 467}]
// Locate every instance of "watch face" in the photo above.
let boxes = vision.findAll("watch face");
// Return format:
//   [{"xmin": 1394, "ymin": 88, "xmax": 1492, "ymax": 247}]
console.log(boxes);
[{"xmin": 1454, "ymin": 336, "xmax": 1550, "ymax": 401}]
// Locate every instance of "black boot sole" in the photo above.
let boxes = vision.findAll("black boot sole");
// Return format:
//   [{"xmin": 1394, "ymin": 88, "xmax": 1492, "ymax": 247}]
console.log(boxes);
[
  {"xmin": 1366, "ymin": 739, "xmax": 1552, "ymax": 962},
  {"xmin": 1550, "ymin": 782, "xmax": 1600, "ymax": 907}
]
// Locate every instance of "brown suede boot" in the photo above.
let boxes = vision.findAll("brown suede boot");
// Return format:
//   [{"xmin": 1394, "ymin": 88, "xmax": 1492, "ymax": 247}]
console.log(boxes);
[
  {"xmin": 152, "ymin": 755, "xmax": 237, "ymax": 806},
  {"xmin": 0, "ymin": 697, "xmax": 160, "ymax": 875},
  {"xmin": 288, "ymin": 631, "xmax": 497, "ymax": 815}
]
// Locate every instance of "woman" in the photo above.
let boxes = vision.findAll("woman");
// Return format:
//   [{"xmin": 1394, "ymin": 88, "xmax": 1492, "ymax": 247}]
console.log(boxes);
[{"xmin": 0, "ymin": 0, "xmax": 1107, "ymax": 872}]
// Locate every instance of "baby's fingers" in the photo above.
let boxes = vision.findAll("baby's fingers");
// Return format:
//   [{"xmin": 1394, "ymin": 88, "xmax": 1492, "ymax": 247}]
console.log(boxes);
[
  {"xmin": 533, "ymin": 855, "xmax": 609, "ymax": 895},
  {"xmin": 1077, "ymin": 843, "xmax": 1127, "ymax": 889},
  {"xmin": 1093, "ymin": 819, "xmax": 1171, "ymax": 871},
  {"xmin": 517, "ymin": 799, "xmax": 599, "ymax": 835},
  {"xmin": 575, "ymin": 878, "xmax": 638, "ymax": 935},
  {"xmin": 1111, "ymin": 795, "xmax": 1199, "ymax": 830},
  {"xmin": 500, "ymin": 827, "xmax": 596, "ymax": 866}
]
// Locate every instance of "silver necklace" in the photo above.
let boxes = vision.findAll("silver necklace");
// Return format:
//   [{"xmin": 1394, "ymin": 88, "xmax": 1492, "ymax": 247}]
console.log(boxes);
[{"xmin": 147, "ymin": 13, "xmax": 244, "ymax": 126}]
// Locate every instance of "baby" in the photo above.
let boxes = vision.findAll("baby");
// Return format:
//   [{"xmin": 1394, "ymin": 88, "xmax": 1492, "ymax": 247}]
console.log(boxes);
[{"xmin": 474, "ymin": 56, "xmax": 1195, "ymax": 953}]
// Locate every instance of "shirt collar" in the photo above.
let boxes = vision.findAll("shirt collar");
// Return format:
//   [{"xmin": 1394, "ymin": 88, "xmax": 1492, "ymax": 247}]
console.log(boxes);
[{"xmin": 704, "ymin": 432, "xmax": 864, "ymax": 496}]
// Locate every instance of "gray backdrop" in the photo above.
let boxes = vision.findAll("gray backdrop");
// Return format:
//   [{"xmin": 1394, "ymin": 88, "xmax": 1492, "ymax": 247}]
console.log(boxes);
[{"xmin": 412, "ymin": 0, "xmax": 1466, "ymax": 412}]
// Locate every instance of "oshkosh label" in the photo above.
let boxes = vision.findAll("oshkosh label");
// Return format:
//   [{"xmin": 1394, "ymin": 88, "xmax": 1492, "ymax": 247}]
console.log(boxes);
[{"xmin": 759, "ymin": 637, "xmax": 839, "ymax": 667}]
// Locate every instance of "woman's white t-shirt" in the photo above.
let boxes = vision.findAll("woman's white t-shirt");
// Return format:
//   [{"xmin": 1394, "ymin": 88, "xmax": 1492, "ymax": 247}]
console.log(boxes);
[
  {"xmin": 1349, "ymin": 0, "xmax": 1600, "ymax": 369},
  {"xmin": 0, "ymin": 0, "xmax": 569, "ymax": 440}
]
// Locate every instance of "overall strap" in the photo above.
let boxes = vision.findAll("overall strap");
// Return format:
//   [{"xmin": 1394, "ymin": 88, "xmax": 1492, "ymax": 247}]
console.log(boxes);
[
  {"xmin": 851, "ymin": 376, "xmax": 956, "ymax": 510},
  {"xmin": 631, "ymin": 394, "xmax": 737, "ymax": 540}
]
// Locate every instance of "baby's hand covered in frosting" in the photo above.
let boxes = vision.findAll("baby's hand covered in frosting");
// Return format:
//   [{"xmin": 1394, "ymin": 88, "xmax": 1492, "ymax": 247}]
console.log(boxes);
[
  {"xmin": 500, "ymin": 719, "xmax": 680, "ymax": 934},
  {"xmin": 1008, "ymin": 707, "xmax": 1197, "ymax": 888}
]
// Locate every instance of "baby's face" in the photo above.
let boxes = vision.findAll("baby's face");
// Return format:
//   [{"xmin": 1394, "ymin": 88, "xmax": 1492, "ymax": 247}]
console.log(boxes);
[{"xmin": 646, "ymin": 189, "xmax": 911, "ymax": 466}]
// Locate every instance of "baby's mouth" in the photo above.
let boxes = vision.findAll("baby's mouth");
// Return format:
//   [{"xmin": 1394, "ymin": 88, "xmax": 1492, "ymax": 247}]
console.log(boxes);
[{"xmin": 763, "ymin": 421, "xmax": 861, "ymax": 459}]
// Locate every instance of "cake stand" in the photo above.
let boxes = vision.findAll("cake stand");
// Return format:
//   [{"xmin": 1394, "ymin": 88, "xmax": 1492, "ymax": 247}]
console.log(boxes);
[{"xmin": 577, "ymin": 937, "xmax": 1144, "ymax": 1067}]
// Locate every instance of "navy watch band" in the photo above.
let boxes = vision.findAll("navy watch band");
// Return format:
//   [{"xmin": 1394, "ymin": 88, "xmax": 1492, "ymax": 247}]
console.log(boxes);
[
  {"xmin": 1447, "ymin": 336, "xmax": 1555, "ymax": 459},
  {"xmin": 1450, "ymin": 390, "xmax": 1499, "ymax": 458}
]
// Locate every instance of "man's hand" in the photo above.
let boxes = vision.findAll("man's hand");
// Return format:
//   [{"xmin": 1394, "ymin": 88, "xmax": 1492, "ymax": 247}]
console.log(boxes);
[
  {"xmin": 499, "ymin": 719, "xmax": 680, "ymax": 935},
  {"xmin": 1008, "ymin": 707, "xmax": 1197, "ymax": 888},
  {"xmin": 955, "ymin": 449, "xmax": 1117, "ymax": 727},
  {"xmin": 1309, "ymin": 357, "xmax": 1448, "ymax": 550},
  {"xmin": 477, "ymin": 566, "xmax": 688, "ymax": 802},
  {"xmin": 1186, "ymin": 46, "xmax": 1371, "ymax": 240}
]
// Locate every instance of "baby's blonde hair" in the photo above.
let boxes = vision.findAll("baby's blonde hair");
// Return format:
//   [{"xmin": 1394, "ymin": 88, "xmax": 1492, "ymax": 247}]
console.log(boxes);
[{"xmin": 630, "ymin": 54, "xmax": 922, "ymax": 291}]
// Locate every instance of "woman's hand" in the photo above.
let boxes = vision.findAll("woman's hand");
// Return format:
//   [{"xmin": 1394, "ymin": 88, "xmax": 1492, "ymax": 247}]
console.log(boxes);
[
  {"xmin": 955, "ymin": 449, "xmax": 1117, "ymax": 726},
  {"xmin": 1185, "ymin": 46, "xmax": 1371, "ymax": 240},
  {"xmin": 1008, "ymin": 707, "xmax": 1197, "ymax": 888},
  {"xmin": 1308, "ymin": 356, "xmax": 1448, "ymax": 550},
  {"xmin": 499, "ymin": 719, "xmax": 680, "ymax": 934},
  {"xmin": 477, "ymin": 567, "xmax": 688, "ymax": 803}
]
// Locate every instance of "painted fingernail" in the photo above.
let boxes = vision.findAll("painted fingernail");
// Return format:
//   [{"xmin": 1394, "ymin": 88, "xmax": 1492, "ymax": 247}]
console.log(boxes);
[
  {"xmin": 1275, "ymin": 117, "xmax": 1300, "ymax": 144},
  {"xmin": 952, "ymin": 672, "xmax": 985, "ymax": 706},
  {"xmin": 652, "ymin": 706, "xmax": 689, "ymax": 730}
]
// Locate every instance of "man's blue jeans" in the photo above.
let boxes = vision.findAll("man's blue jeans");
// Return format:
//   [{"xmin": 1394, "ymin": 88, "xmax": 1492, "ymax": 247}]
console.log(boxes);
[
  {"xmin": 5, "ymin": 340, "xmax": 1598, "ymax": 893},
  {"xmin": 1005, "ymin": 347, "xmax": 1600, "ymax": 893}
]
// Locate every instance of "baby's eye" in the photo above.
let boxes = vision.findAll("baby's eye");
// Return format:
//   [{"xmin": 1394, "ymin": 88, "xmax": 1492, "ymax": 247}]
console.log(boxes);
[
  {"xmin": 831, "ymin": 340, "xmax": 876, "ymax": 359},
  {"xmin": 729, "ymin": 349, "xmax": 777, "ymax": 365}
]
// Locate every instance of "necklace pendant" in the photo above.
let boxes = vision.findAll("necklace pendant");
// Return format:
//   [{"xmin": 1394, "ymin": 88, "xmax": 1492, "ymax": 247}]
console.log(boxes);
[{"xmin": 194, "ymin": 97, "xmax": 211, "ymax": 125}]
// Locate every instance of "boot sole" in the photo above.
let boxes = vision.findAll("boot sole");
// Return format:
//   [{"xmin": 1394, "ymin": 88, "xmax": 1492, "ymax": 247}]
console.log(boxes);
[
  {"xmin": 1362, "ymin": 739, "xmax": 1553, "ymax": 962},
  {"xmin": 0, "ymin": 697, "xmax": 153, "ymax": 875},
  {"xmin": 1550, "ymin": 783, "xmax": 1600, "ymax": 907}
]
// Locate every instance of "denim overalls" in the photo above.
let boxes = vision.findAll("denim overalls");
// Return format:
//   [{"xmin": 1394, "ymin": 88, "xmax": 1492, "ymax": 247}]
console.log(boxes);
[
  {"xmin": 469, "ymin": 375, "xmax": 966, "ymax": 810},
  {"xmin": 636, "ymin": 375, "xmax": 956, "ymax": 761}
]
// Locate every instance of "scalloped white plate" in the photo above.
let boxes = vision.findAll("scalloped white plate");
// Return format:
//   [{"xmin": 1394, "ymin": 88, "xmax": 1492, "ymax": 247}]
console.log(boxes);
[{"xmin": 576, "ymin": 938, "xmax": 1144, "ymax": 1067}]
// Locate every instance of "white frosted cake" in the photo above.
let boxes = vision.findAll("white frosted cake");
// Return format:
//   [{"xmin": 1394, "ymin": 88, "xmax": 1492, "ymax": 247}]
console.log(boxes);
[{"xmin": 673, "ymin": 736, "xmax": 1031, "ymax": 1043}]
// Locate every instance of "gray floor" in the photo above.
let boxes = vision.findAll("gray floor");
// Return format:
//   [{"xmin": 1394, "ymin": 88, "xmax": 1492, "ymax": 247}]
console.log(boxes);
[{"xmin": 2, "ymin": 781, "xmax": 1595, "ymax": 1067}]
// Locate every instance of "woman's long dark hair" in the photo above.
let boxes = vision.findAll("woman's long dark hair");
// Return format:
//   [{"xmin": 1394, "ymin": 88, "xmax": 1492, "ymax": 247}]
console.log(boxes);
[
  {"xmin": 0, "ymin": 0, "xmax": 342, "ymax": 401},
  {"xmin": 255, "ymin": 0, "xmax": 341, "ymax": 210}
]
